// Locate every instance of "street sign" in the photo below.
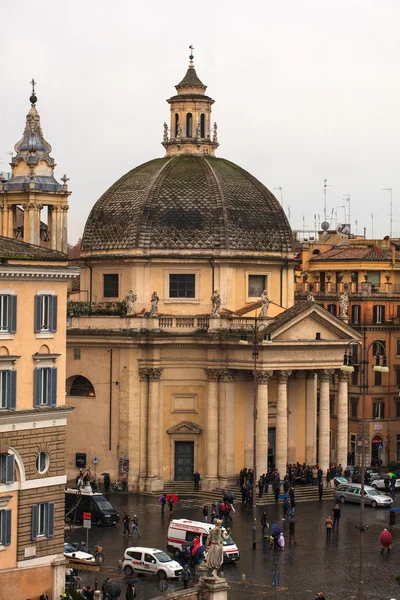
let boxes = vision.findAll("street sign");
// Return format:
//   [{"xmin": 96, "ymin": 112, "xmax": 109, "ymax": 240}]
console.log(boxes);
[
  {"xmin": 377, "ymin": 443, "xmax": 384, "ymax": 450},
  {"xmin": 93, "ymin": 457, "xmax": 98, "ymax": 464},
  {"xmin": 364, "ymin": 439, "xmax": 369, "ymax": 447},
  {"xmin": 357, "ymin": 440, "xmax": 362, "ymax": 447},
  {"xmin": 83, "ymin": 512, "xmax": 91, "ymax": 529},
  {"xmin": 358, "ymin": 436, "xmax": 363, "ymax": 441}
]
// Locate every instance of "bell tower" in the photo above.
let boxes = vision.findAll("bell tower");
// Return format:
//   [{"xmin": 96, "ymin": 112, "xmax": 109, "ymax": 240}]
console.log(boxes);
[
  {"xmin": 0, "ymin": 80, "xmax": 70, "ymax": 253},
  {"xmin": 162, "ymin": 47, "xmax": 219, "ymax": 156}
]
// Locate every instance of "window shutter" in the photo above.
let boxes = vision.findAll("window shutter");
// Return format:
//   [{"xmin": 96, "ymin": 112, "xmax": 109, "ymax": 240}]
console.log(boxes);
[
  {"xmin": 46, "ymin": 502, "xmax": 55, "ymax": 538},
  {"xmin": 49, "ymin": 296, "xmax": 58, "ymax": 333},
  {"xmin": 31, "ymin": 505, "xmax": 38, "ymax": 541},
  {"xmin": 49, "ymin": 369, "xmax": 57, "ymax": 406},
  {"xmin": 7, "ymin": 370, "xmax": 16, "ymax": 410},
  {"xmin": 1, "ymin": 509, "xmax": 11, "ymax": 546},
  {"xmin": 5, "ymin": 454, "xmax": 14, "ymax": 484},
  {"xmin": 34, "ymin": 369, "xmax": 42, "ymax": 408},
  {"xmin": 8, "ymin": 296, "xmax": 17, "ymax": 334},
  {"xmin": 34, "ymin": 296, "xmax": 42, "ymax": 333}
]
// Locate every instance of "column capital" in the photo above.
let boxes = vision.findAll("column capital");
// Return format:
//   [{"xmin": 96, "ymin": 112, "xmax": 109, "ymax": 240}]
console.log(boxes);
[
  {"xmin": 338, "ymin": 370, "xmax": 350, "ymax": 382},
  {"xmin": 139, "ymin": 368, "xmax": 149, "ymax": 381},
  {"xmin": 256, "ymin": 370, "xmax": 273, "ymax": 384},
  {"xmin": 306, "ymin": 370, "xmax": 317, "ymax": 379},
  {"xmin": 277, "ymin": 370, "xmax": 292, "ymax": 382},
  {"xmin": 139, "ymin": 367, "xmax": 163, "ymax": 381},
  {"xmin": 61, "ymin": 205, "xmax": 69, "ymax": 212},
  {"xmin": 219, "ymin": 369, "xmax": 236, "ymax": 382},
  {"xmin": 204, "ymin": 368, "xmax": 221, "ymax": 381},
  {"xmin": 319, "ymin": 368, "xmax": 334, "ymax": 382}
]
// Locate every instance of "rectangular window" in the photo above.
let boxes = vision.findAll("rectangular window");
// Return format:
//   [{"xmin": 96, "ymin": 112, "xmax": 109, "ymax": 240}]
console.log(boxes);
[
  {"xmin": 31, "ymin": 502, "xmax": 54, "ymax": 541},
  {"xmin": 397, "ymin": 340, "xmax": 400, "ymax": 356},
  {"xmin": 0, "ymin": 454, "xmax": 15, "ymax": 484},
  {"xmin": 351, "ymin": 366, "xmax": 359, "ymax": 386},
  {"xmin": 327, "ymin": 304, "xmax": 337, "ymax": 316},
  {"xmin": 329, "ymin": 394, "xmax": 335, "ymax": 416},
  {"xmin": 248, "ymin": 275, "xmax": 266, "ymax": 298},
  {"xmin": 372, "ymin": 340, "xmax": 386, "ymax": 356},
  {"xmin": 374, "ymin": 370, "xmax": 382, "ymax": 386},
  {"xmin": 373, "ymin": 305, "xmax": 385, "ymax": 324},
  {"xmin": 34, "ymin": 368, "xmax": 57, "ymax": 407},
  {"xmin": 0, "ymin": 510, "xmax": 11, "ymax": 546},
  {"xmin": 103, "ymin": 274, "xmax": 119, "ymax": 298},
  {"xmin": 396, "ymin": 367, "xmax": 400, "ymax": 386},
  {"xmin": 350, "ymin": 398, "xmax": 358, "ymax": 419},
  {"xmin": 373, "ymin": 401, "xmax": 384, "ymax": 419},
  {"xmin": 0, "ymin": 370, "xmax": 16, "ymax": 410},
  {"xmin": 396, "ymin": 400, "xmax": 400, "ymax": 419},
  {"xmin": 0, "ymin": 295, "xmax": 16, "ymax": 333},
  {"xmin": 34, "ymin": 295, "xmax": 57, "ymax": 333},
  {"xmin": 169, "ymin": 274, "xmax": 195, "ymax": 298},
  {"xmin": 73, "ymin": 349, "xmax": 81, "ymax": 360},
  {"xmin": 351, "ymin": 305, "xmax": 361, "ymax": 324},
  {"xmin": 366, "ymin": 271, "xmax": 380, "ymax": 287}
]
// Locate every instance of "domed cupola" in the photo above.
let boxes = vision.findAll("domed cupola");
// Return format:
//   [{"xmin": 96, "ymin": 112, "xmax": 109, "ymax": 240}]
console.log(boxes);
[{"xmin": 162, "ymin": 46, "xmax": 219, "ymax": 157}]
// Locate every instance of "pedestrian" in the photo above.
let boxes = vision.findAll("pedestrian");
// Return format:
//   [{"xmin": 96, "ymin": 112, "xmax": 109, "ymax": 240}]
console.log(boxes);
[
  {"xmin": 315, "ymin": 593, "xmax": 325, "ymax": 600},
  {"xmin": 288, "ymin": 521, "xmax": 296, "ymax": 544},
  {"xmin": 122, "ymin": 514, "xmax": 131, "ymax": 536},
  {"xmin": 278, "ymin": 532, "xmax": 285, "ymax": 550},
  {"xmin": 202, "ymin": 505, "xmax": 209, "ymax": 523},
  {"xmin": 289, "ymin": 486, "xmax": 295, "ymax": 506},
  {"xmin": 282, "ymin": 498, "xmax": 289, "ymax": 521},
  {"xmin": 224, "ymin": 501, "xmax": 232, "ymax": 525},
  {"xmin": 210, "ymin": 503, "xmax": 217, "ymax": 522},
  {"xmin": 168, "ymin": 498, "xmax": 174, "ymax": 519},
  {"xmin": 126, "ymin": 582, "xmax": 137, "ymax": 600},
  {"xmin": 102, "ymin": 578, "xmax": 111, "ymax": 599},
  {"xmin": 104, "ymin": 473, "xmax": 111, "ymax": 492},
  {"xmin": 333, "ymin": 504, "xmax": 341, "ymax": 529},
  {"xmin": 258, "ymin": 476, "xmax": 263, "ymax": 498},
  {"xmin": 379, "ymin": 528, "xmax": 393, "ymax": 554},
  {"xmin": 94, "ymin": 593, "xmax": 101, "ymax": 600},
  {"xmin": 131, "ymin": 515, "xmax": 141, "ymax": 538},
  {"xmin": 261, "ymin": 511, "xmax": 268, "ymax": 532},
  {"xmin": 325, "ymin": 515, "xmax": 333, "ymax": 540},
  {"xmin": 193, "ymin": 470, "xmax": 201, "ymax": 491},
  {"xmin": 390, "ymin": 475, "xmax": 396, "ymax": 499},
  {"xmin": 181, "ymin": 564, "xmax": 191, "ymax": 589},
  {"xmin": 326, "ymin": 469, "xmax": 332, "ymax": 488},
  {"xmin": 273, "ymin": 477, "xmax": 280, "ymax": 503},
  {"xmin": 318, "ymin": 480, "xmax": 323, "ymax": 501},
  {"xmin": 161, "ymin": 494, "xmax": 166, "ymax": 515}
]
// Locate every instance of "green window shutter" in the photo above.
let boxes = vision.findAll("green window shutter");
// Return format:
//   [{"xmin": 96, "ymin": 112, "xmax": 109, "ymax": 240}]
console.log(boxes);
[
  {"xmin": 34, "ymin": 296, "xmax": 42, "ymax": 333},
  {"xmin": 34, "ymin": 369, "xmax": 41, "ymax": 407},
  {"xmin": 8, "ymin": 296, "xmax": 17, "ymax": 334},
  {"xmin": 31, "ymin": 505, "xmax": 38, "ymax": 541},
  {"xmin": 49, "ymin": 296, "xmax": 58, "ymax": 332},
  {"xmin": 46, "ymin": 502, "xmax": 55, "ymax": 538},
  {"xmin": 5, "ymin": 454, "xmax": 14, "ymax": 484},
  {"xmin": 49, "ymin": 369, "xmax": 57, "ymax": 406},
  {"xmin": 7, "ymin": 370, "xmax": 16, "ymax": 410},
  {"xmin": 2, "ymin": 510, "xmax": 11, "ymax": 545}
]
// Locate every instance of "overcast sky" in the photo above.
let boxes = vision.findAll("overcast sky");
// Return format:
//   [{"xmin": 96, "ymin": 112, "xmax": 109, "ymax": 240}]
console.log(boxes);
[{"xmin": 1, "ymin": 0, "xmax": 400, "ymax": 243}]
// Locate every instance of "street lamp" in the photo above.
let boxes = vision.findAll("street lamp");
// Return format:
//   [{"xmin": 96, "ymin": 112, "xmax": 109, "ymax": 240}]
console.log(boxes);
[
  {"xmin": 341, "ymin": 338, "xmax": 389, "ymax": 600},
  {"xmin": 238, "ymin": 317, "xmax": 271, "ymax": 550}
]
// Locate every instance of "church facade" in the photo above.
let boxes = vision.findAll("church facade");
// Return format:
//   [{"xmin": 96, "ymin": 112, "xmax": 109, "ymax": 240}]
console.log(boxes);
[{"xmin": 66, "ymin": 56, "xmax": 358, "ymax": 491}]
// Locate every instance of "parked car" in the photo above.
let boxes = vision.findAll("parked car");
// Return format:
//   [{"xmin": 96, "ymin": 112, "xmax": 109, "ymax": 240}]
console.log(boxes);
[
  {"xmin": 65, "ymin": 488, "xmax": 120, "ymax": 527},
  {"xmin": 333, "ymin": 476, "xmax": 349, "ymax": 488},
  {"xmin": 122, "ymin": 546, "xmax": 183, "ymax": 580},
  {"xmin": 167, "ymin": 519, "xmax": 240, "ymax": 563},
  {"xmin": 351, "ymin": 469, "xmax": 378, "ymax": 483},
  {"xmin": 64, "ymin": 542, "xmax": 95, "ymax": 562},
  {"xmin": 334, "ymin": 483, "xmax": 393, "ymax": 508},
  {"xmin": 371, "ymin": 475, "xmax": 400, "ymax": 491}
]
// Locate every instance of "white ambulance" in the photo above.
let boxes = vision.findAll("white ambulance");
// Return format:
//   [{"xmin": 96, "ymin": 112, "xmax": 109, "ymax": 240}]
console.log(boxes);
[{"xmin": 167, "ymin": 518, "xmax": 240, "ymax": 563}]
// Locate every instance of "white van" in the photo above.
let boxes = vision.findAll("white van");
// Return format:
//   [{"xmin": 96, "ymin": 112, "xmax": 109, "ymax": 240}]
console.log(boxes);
[
  {"xmin": 167, "ymin": 519, "xmax": 240, "ymax": 563},
  {"xmin": 122, "ymin": 546, "xmax": 183, "ymax": 580}
]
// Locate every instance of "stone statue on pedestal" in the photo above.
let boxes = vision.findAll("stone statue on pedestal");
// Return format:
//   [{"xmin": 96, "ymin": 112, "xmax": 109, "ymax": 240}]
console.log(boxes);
[
  {"xmin": 163, "ymin": 122, "xmax": 168, "ymax": 143},
  {"xmin": 211, "ymin": 290, "xmax": 221, "ymax": 317},
  {"xmin": 339, "ymin": 290, "xmax": 349, "ymax": 319},
  {"xmin": 176, "ymin": 123, "xmax": 182, "ymax": 139},
  {"xmin": 150, "ymin": 291, "xmax": 159, "ymax": 317},
  {"xmin": 259, "ymin": 290, "xmax": 270, "ymax": 317},
  {"xmin": 307, "ymin": 291, "xmax": 315, "ymax": 302},
  {"xmin": 200, "ymin": 520, "xmax": 231, "ymax": 578},
  {"xmin": 125, "ymin": 290, "xmax": 137, "ymax": 315}
]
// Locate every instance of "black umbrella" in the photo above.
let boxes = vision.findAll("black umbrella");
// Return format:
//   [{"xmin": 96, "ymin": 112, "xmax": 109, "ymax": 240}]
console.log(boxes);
[
  {"xmin": 182, "ymin": 541, "xmax": 194, "ymax": 548},
  {"xmin": 127, "ymin": 577, "xmax": 139, "ymax": 584},
  {"xmin": 105, "ymin": 581, "xmax": 121, "ymax": 598},
  {"xmin": 100, "ymin": 472, "xmax": 110, "ymax": 476},
  {"xmin": 221, "ymin": 489, "xmax": 236, "ymax": 501}
]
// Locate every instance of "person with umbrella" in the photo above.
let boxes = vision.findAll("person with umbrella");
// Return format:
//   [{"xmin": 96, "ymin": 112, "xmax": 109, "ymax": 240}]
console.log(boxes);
[
  {"xmin": 159, "ymin": 494, "xmax": 167, "ymax": 515},
  {"xmin": 167, "ymin": 494, "xmax": 178, "ymax": 519},
  {"xmin": 271, "ymin": 523, "xmax": 281, "ymax": 551},
  {"xmin": 125, "ymin": 579, "xmax": 137, "ymax": 600},
  {"xmin": 104, "ymin": 581, "xmax": 121, "ymax": 600}
]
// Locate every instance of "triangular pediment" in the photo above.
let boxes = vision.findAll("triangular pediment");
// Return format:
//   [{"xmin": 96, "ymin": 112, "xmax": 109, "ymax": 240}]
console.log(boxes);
[
  {"xmin": 166, "ymin": 421, "xmax": 203, "ymax": 435},
  {"xmin": 269, "ymin": 301, "xmax": 361, "ymax": 343}
]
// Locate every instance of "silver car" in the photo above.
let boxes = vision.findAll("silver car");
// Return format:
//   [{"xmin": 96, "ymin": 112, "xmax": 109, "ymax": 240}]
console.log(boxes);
[{"xmin": 334, "ymin": 483, "xmax": 393, "ymax": 508}]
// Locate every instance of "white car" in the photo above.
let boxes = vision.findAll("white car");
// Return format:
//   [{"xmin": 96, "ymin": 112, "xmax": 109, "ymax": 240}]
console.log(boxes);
[
  {"xmin": 372, "ymin": 475, "xmax": 400, "ymax": 491},
  {"xmin": 64, "ymin": 542, "xmax": 95, "ymax": 563},
  {"xmin": 122, "ymin": 546, "xmax": 182, "ymax": 580}
]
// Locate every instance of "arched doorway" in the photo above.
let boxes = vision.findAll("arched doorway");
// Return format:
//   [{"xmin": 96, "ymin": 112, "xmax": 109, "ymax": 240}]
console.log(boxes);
[{"xmin": 371, "ymin": 434, "xmax": 383, "ymax": 465}]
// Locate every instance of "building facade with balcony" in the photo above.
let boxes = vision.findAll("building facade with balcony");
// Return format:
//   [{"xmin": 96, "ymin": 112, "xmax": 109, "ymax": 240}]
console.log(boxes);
[
  {"xmin": 295, "ymin": 230, "xmax": 400, "ymax": 466},
  {"xmin": 65, "ymin": 57, "xmax": 359, "ymax": 492}
]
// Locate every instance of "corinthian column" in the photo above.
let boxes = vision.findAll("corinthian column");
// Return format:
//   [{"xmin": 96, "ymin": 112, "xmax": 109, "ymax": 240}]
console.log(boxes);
[
  {"xmin": 319, "ymin": 369, "xmax": 333, "ymax": 477},
  {"xmin": 256, "ymin": 370, "xmax": 273, "ymax": 477},
  {"xmin": 306, "ymin": 371, "xmax": 317, "ymax": 465},
  {"xmin": 218, "ymin": 369, "xmax": 235, "ymax": 485},
  {"xmin": 337, "ymin": 371, "xmax": 349, "ymax": 470},
  {"xmin": 204, "ymin": 368, "xmax": 220, "ymax": 490},
  {"xmin": 138, "ymin": 368, "xmax": 149, "ymax": 491},
  {"xmin": 145, "ymin": 367, "xmax": 163, "ymax": 492},
  {"xmin": 276, "ymin": 370, "xmax": 292, "ymax": 480}
]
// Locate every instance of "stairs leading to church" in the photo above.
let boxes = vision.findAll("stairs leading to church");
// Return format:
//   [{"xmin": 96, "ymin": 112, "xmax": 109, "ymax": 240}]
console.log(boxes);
[{"xmin": 146, "ymin": 482, "xmax": 334, "ymax": 505}]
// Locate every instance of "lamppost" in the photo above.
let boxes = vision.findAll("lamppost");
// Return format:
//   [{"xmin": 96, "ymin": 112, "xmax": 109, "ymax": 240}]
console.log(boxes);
[
  {"xmin": 341, "ymin": 336, "xmax": 388, "ymax": 600},
  {"xmin": 239, "ymin": 317, "xmax": 271, "ymax": 550}
]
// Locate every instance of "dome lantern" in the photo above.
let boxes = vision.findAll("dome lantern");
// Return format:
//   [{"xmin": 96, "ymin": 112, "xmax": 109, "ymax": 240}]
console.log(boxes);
[{"xmin": 162, "ymin": 47, "xmax": 219, "ymax": 157}]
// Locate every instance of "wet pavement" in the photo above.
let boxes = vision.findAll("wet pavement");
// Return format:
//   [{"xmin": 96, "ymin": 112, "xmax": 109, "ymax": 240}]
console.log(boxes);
[{"xmin": 66, "ymin": 491, "xmax": 400, "ymax": 600}]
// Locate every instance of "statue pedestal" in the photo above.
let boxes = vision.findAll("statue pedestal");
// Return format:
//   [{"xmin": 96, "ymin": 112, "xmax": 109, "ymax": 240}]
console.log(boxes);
[
  {"xmin": 202, "ymin": 477, "xmax": 219, "ymax": 492},
  {"xmin": 199, "ymin": 577, "xmax": 229, "ymax": 600}
]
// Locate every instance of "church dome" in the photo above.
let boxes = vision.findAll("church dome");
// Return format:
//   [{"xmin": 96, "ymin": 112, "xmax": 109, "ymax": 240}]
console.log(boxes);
[
  {"xmin": 81, "ymin": 155, "xmax": 292, "ymax": 254},
  {"xmin": 82, "ymin": 54, "xmax": 292, "ymax": 256}
]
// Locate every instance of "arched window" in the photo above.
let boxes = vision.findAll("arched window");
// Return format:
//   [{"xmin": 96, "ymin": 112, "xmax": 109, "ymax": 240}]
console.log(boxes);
[
  {"xmin": 312, "ymin": 249, "xmax": 320, "ymax": 255},
  {"xmin": 175, "ymin": 114, "xmax": 179, "ymax": 137},
  {"xmin": 67, "ymin": 375, "xmax": 95, "ymax": 397},
  {"xmin": 186, "ymin": 113, "xmax": 193, "ymax": 137},
  {"xmin": 200, "ymin": 114, "xmax": 205, "ymax": 138}
]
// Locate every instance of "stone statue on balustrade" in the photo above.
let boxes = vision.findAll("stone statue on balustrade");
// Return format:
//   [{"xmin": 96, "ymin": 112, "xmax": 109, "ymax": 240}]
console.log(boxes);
[
  {"xmin": 307, "ymin": 290, "xmax": 315, "ymax": 302},
  {"xmin": 150, "ymin": 291, "xmax": 159, "ymax": 317},
  {"xmin": 210, "ymin": 290, "xmax": 221, "ymax": 317},
  {"xmin": 124, "ymin": 290, "xmax": 137, "ymax": 315},
  {"xmin": 163, "ymin": 122, "xmax": 168, "ymax": 143},
  {"xmin": 199, "ymin": 519, "xmax": 230, "ymax": 578},
  {"xmin": 259, "ymin": 290, "xmax": 270, "ymax": 317},
  {"xmin": 339, "ymin": 290, "xmax": 349, "ymax": 319}
]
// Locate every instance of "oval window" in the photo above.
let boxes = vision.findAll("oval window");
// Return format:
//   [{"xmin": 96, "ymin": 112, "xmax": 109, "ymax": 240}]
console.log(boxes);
[{"xmin": 36, "ymin": 451, "xmax": 49, "ymax": 474}]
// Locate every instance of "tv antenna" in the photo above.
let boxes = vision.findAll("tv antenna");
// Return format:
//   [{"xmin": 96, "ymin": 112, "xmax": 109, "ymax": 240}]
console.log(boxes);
[
  {"xmin": 322, "ymin": 178, "xmax": 333, "ymax": 222},
  {"xmin": 382, "ymin": 188, "xmax": 393, "ymax": 238},
  {"xmin": 343, "ymin": 194, "xmax": 351, "ymax": 227},
  {"xmin": 287, "ymin": 206, "xmax": 291, "ymax": 223},
  {"xmin": 371, "ymin": 212, "xmax": 374, "ymax": 238},
  {"xmin": 273, "ymin": 187, "xmax": 283, "ymax": 210}
]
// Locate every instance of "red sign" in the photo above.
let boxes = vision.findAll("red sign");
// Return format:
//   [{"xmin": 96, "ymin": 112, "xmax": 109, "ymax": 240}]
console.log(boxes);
[
  {"xmin": 372, "ymin": 435, "xmax": 383, "ymax": 444},
  {"xmin": 83, "ymin": 512, "xmax": 91, "ymax": 521}
]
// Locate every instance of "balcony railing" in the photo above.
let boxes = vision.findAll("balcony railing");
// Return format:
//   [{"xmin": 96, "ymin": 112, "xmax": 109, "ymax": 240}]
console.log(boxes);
[{"xmin": 295, "ymin": 281, "xmax": 400, "ymax": 297}]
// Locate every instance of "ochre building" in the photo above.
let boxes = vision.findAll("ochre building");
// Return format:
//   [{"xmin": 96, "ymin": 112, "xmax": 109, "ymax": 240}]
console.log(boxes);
[{"xmin": 66, "ymin": 57, "xmax": 359, "ymax": 492}]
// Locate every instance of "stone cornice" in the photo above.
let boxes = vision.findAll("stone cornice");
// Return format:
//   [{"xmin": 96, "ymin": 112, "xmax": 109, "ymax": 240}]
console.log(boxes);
[
  {"xmin": 0, "ymin": 405, "xmax": 74, "ymax": 425},
  {"xmin": 0, "ymin": 266, "xmax": 79, "ymax": 280}
]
